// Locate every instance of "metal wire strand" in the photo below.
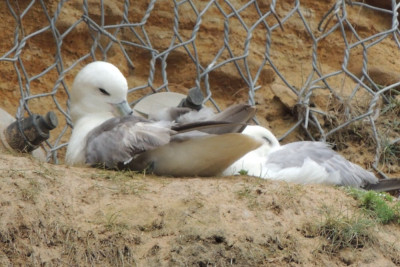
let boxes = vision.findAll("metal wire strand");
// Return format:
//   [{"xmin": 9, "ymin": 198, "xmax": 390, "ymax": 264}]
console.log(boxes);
[{"xmin": 0, "ymin": 0, "xmax": 399, "ymax": 175}]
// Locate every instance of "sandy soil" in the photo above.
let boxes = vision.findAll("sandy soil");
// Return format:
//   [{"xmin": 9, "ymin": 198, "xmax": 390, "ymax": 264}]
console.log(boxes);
[
  {"xmin": 0, "ymin": 152, "xmax": 400, "ymax": 266},
  {"xmin": 0, "ymin": 0, "xmax": 400, "ymax": 266}
]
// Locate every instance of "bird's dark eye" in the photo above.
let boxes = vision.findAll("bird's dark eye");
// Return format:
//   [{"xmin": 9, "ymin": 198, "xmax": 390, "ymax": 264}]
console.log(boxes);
[
  {"xmin": 262, "ymin": 136, "xmax": 272, "ymax": 145},
  {"xmin": 99, "ymin": 88, "xmax": 110, "ymax": 96}
]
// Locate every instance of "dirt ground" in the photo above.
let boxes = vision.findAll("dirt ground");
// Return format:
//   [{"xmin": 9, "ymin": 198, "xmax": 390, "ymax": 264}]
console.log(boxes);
[
  {"xmin": 1, "ymin": 152, "xmax": 400, "ymax": 266},
  {"xmin": 0, "ymin": 0, "xmax": 400, "ymax": 266}
]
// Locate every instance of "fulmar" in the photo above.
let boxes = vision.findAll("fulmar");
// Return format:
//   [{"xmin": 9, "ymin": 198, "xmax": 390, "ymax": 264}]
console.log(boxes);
[{"xmin": 223, "ymin": 125, "xmax": 395, "ymax": 189}]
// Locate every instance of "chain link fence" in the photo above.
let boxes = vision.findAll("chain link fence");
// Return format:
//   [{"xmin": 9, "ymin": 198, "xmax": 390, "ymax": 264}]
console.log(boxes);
[{"xmin": 0, "ymin": 0, "xmax": 399, "ymax": 176}]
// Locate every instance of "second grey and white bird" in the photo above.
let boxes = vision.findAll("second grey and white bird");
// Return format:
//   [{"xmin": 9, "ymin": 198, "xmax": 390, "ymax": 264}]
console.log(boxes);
[{"xmin": 223, "ymin": 125, "xmax": 379, "ymax": 188}]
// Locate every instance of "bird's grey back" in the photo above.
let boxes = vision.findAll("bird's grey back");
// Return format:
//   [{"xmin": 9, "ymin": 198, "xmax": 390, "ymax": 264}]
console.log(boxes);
[{"xmin": 265, "ymin": 141, "xmax": 378, "ymax": 187}]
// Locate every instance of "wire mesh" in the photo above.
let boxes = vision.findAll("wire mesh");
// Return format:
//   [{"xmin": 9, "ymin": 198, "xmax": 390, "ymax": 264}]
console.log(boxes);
[{"xmin": 0, "ymin": 0, "xmax": 399, "ymax": 176}]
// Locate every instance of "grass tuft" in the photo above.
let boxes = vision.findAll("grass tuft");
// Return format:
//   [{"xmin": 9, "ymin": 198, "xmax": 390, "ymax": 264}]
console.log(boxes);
[
  {"xmin": 320, "ymin": 214, "xmax": 374, "ymax": 253},
  {"xmin": 346, "ymin": 188, "xmax": 400, "ymax": 224},
  {"xmin": 380, "ymin": 138, "xmax": 400, "ymax": 170},
  {"xmin": 238, "ymin": 169, "xmax": 248, "ymax": 175},
  {"xmin": 303, "ymin": 208, "xmax": 375, "ymax": 254}
]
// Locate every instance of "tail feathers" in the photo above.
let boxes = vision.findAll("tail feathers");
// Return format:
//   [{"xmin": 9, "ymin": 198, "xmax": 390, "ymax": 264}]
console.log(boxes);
[{"xmin": 362, "ymin": 178, "xmax": 400, "ymax": 192}]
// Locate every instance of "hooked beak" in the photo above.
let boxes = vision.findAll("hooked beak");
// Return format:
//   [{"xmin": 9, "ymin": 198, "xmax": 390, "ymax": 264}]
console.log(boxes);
[{"xmin": 112, "ymin": 100, "xmax": 133, "ymax": 117}]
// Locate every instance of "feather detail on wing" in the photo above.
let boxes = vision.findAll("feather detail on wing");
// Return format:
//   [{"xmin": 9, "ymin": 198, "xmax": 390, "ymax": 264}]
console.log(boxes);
[
  {"xmin": 84, "ymin": 114, "xmax": 258, "ymax": 173},
  {"xmin": 85, "ymin": 116, "xmax": 174, "ymax": 169},
  {"xmin": 264, "ymin": 141, "xmax": 378, "ymax": 187},
  {"xmin": 151, "ymin": 104, "xmax": 256, "ymax": 134},
  {"xmin": 196, "ymin": 104, "xmax": 256, "ymax": 134}
]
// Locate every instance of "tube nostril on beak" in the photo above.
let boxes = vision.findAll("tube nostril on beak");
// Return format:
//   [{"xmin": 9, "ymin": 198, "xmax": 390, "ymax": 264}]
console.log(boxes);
[{"xmin": 113, "ymin": 100, "xmax": 133, "ymax": 117}]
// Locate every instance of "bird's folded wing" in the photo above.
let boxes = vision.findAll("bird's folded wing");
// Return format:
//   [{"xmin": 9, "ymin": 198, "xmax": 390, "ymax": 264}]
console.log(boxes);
[
  {"xmin": 211, "ymin": 104, "xmax": 256, "ymax": 123},
  {"xmin": 127, "ymin": 133, "xmax": 262, "ymax": 177},
  {"xmin": 265, "ymin": 142, "xmax": 378, "ymax": 187},
  {"xmin": 172, "ymin": 121, "xmax": 246, "ymax": 133},
  {"xmin": 185, "ymin": 104, "xmax": 256, "ymax": 134},
  {"xmin": 155, "ymin": 104, "xmax": 256, "ymax": 134},
  {"xmin": 85, "ymin": 117, "xmax": 173, "ymax": 169}
]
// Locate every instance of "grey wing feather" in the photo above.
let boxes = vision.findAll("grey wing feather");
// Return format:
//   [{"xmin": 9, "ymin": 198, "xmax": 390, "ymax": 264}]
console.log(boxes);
[
  {"xmin": 175, "ymin": 104, "xmax": 256, "ymax": 134},
  {"xmin": 204, "ymin": 104, "xmax": 256, "ymax": 134},
  {"xmin": 148, "ymin": 104, "xmax": 255, "ymax": 134},
  {"xmin": 211, "ymin": 104, "xmax": 256, "ymax": 123},
  {"xmin": 266, "ymin": 141, "xmax": 378, "ymax": 187},
  {"xmin": 85, "ymin": 116, "xmax": 173, "ymax": 169}
]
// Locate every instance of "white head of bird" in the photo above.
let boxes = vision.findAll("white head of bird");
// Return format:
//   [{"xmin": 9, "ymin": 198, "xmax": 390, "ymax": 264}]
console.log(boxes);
[
  {"xmin": 69, "ymin": 61, "xmax": 132, "ymax": 124},
  {"xmin": 241, "ymin": 125, "xmax": 280, "ymax": 156}
]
